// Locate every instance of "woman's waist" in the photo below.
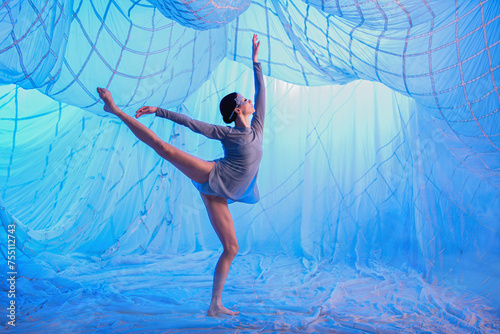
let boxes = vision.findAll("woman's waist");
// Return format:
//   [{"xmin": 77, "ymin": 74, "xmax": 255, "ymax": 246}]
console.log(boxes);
[{"xmin": 215, "ymin": 156, "xmax": 262, "ymax": 174}]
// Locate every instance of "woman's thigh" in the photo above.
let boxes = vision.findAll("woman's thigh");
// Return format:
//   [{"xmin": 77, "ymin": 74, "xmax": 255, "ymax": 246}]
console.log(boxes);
[
  {"xmin": 157, "ymin": 142, "xmax": 215, "ymax": 184},
  {"xmin": 200, "ymin": 193, "xmax": 238, "ymax": 250}
]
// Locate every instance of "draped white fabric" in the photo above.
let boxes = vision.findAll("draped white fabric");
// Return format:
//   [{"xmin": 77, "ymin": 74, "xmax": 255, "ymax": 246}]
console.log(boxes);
[{"xmin": 0, "ymin": 0, "xmax": 499, "ymax": 332}]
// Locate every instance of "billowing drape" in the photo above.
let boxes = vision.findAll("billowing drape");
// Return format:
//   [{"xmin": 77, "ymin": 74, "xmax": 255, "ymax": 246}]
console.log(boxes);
[{"xmin": 1, "ymin": 0, "xmax": 498, "ymax": 332}]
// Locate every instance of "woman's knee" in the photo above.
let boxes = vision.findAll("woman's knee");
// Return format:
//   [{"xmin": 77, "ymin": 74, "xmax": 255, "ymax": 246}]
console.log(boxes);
[{"xmin": 224, "ymin": 242, "xmax": 239, "ymax": 258}]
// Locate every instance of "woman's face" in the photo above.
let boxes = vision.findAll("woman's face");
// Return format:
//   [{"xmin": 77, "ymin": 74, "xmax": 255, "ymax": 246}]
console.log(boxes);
[{"xmin": 235, "ymin": 94, "xmax": 254, "ymax": 115}]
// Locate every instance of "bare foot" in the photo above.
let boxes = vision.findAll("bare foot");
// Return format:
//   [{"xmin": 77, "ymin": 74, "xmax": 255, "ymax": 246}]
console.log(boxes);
[
  {"xmin": 207, "ymin": 303, "xmax": 239, "ymax": 317},
  {"xmin": 97, "ymin": 87, "xmax": 118, "ymax": 114}
]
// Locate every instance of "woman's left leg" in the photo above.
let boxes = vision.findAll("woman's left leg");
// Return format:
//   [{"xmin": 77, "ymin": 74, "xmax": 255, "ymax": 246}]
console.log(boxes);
[{"xmin": 200, "ymin": 192, "xmax": 239, "ymax": 316}]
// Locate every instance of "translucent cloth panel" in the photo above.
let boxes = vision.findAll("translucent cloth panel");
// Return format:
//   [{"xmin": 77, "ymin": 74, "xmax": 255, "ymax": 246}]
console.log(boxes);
[
  {"xmin": 1, "ymin": 0, "xmax": 498, "ymax": 175},
  {"xmin": 1, "ymin": 60, "xmax": 499, "ymax": 331},
  {"xmin": 145, "ymin": 0, "xmax": 252, "ymax": 29},
  {"xmin": 0, "ymin": 0, "xmax": 228, "ymax": 115},
  {"xmin": 1, "ymin": 0, "xmax": 499, "ymax": 332},
  {"xmin": 229, "ymin": 0, "xmax": 500, "ymax": 175}
]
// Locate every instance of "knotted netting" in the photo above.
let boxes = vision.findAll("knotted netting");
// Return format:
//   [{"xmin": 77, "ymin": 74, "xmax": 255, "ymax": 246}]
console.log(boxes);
[{"xmin": 0, "ymin": 0, "xmax": 498, "ymax": 332}]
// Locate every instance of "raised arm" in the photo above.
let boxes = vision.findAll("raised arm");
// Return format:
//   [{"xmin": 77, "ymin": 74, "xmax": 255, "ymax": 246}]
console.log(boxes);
[
  {"xmin": 250, "ymin": 35, "xmax": 266, "ymax": 133},
  {"xmin": 136, "ymin": 106, "xmax": 229, "ymax": 140}
]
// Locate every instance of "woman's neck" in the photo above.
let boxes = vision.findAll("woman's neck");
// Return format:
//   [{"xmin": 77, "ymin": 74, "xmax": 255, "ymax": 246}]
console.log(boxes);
[{"xmin": 234, "ymin": 115, "xmax": 251, "ymax": 128}]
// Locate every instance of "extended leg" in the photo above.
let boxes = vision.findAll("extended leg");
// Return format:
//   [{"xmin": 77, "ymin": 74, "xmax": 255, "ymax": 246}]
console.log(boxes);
[
  {"xmin": 200, "ymin": 193, "xmax": 239, "ymax": 316},
  {"xmin": 97, "ymin": 88, "xmax": 214, "ymax": 183}
]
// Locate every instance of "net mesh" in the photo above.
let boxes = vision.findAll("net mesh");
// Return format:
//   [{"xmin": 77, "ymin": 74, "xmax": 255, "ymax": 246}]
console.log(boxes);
[{"xmin": 0, "ymin": 0, "xmax": 499, "ymax": 332}]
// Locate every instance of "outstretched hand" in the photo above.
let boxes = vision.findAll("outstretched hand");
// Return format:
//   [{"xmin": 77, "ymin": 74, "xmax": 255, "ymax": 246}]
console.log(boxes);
[
  {"xmin": 135, "ymin": 106, "xmax": 157, "ymax": 119},
  {"xmin": 252, "ymin": 34, "xmax": 260, "ymax": 63}
]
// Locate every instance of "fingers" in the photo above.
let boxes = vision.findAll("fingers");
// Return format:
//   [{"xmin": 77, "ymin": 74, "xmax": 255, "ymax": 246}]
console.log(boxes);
[
  {"xmin": 252, "ymin": 34, "xmax": 259, "ymax": 47},
  {"xmin": 135, "ymin": 106, "xmax": 153, "ymax": 118},
  {"xmin": 252, "ymin": 34, "xmax": 260, "ymax": 62},
  {"xmin": 253, "ymin": 37, "xmax": 260, "ymax": 52},
  {"xmin": 135, "ymin": 108, "xmax": 145, "ymax": 118}
]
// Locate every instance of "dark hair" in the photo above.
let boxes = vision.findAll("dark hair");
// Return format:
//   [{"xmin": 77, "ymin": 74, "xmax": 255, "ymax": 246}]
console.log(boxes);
[{"xmin": 220, "ymin": 92, "xmax": 238, "ymax": 124}]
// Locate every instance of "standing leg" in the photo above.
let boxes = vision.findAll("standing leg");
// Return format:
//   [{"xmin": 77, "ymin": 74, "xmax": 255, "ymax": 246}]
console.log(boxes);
[
  {"xmin": 97, "ymin": 87, "xmax": 214, "ymax": 183},
  {"xmin": 200, "ymin": 193, "xmax": 239, "ymax": 316}
]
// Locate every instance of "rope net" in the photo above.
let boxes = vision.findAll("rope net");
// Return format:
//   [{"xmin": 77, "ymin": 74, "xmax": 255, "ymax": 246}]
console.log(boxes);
[{"xmin": 0, "ymin": 0, "xmax": 498, "ymax": 332}]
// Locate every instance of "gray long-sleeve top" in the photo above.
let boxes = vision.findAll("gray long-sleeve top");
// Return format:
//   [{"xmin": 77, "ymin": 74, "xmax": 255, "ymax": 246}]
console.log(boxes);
[{"xmin": 155, "ymin": 62, "xmax": 265, "ymax": 203}]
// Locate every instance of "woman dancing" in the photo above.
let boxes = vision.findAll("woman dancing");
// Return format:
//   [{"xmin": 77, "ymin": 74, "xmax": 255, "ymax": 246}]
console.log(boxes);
[{"xmin": 97, "ymin": 34, "xmax": 264, "ymax": 316}]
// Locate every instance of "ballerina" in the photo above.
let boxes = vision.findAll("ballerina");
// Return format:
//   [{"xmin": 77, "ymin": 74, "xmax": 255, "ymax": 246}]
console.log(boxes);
[{"xmin": 97, "ymin": 34, "xmax": 264, "ymax": 316}]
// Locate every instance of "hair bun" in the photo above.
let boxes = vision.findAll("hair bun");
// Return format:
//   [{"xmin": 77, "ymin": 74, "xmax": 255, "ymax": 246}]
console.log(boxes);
[{"xmin": 220, "ymin": 92, "xmax": 238, "ymax": 124}]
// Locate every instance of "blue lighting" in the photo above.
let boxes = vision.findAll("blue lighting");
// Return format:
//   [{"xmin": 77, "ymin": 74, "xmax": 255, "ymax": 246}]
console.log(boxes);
[{"xmin": 1, "ymin": 1, "xmax": 498, "ymax": 332}]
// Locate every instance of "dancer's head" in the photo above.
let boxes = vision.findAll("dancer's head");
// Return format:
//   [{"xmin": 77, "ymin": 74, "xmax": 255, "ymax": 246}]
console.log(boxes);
[{"xmin": 220, "ymin": 92, "xmax": 252, "ymax": 124}]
